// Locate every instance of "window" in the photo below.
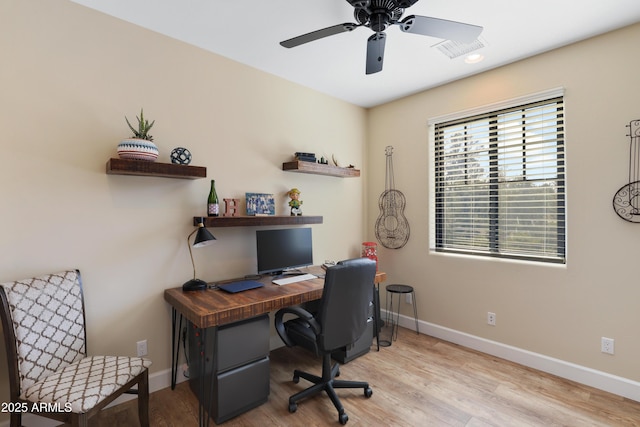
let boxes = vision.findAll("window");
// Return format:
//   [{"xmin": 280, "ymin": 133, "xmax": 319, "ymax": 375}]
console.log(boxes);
[{"xmin": 430, "ymin": 91, "xmax": 565, "ymax": 264}]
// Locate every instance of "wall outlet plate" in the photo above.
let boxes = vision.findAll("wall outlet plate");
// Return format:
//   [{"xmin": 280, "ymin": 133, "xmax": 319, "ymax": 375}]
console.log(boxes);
[
  {"xmin": 137, "ymin": 339, "xmax": 148, "ymax": 357},
  {"xmin": 487, "ymin": 312, "xmax": 496, "ymax": 326},
  {"xmin": 601, "ymin": 337, "xmax": 614, "ymax": 355}
]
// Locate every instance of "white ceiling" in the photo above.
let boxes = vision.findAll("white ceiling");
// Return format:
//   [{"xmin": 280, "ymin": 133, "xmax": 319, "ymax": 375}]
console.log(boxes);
[{"xmin": 71, "ymin": 0, "xmax": 640, "ymax": 108}]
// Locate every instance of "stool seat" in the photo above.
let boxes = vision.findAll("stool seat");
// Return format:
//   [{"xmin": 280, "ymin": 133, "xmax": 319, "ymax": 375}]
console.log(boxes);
[{"xmin": 386, "ymin": 284, "xmax": 414, "ymax": 294}]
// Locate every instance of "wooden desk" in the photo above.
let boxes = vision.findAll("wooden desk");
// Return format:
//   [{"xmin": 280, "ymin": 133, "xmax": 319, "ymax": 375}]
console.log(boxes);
[
  {"xmin": 164, "ymin": 267, "xmax": 386, "ymax": 328},
  {"xmin": 164, "ymin": 267, "xmax": 386, "ymax": 426},
  {"xmin": 164, "ymin": 267, "xmax": 325, "ymax": 329}
]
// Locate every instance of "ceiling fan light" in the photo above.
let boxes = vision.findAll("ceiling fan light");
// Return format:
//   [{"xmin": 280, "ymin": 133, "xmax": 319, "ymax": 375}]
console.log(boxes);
[{"xmin": 464, "ymin": 53, "xmax": 484, "ymax": 64}]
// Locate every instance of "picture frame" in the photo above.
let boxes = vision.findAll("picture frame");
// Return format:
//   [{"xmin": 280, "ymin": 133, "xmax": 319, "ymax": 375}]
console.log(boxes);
[{"xmin": 246, "ymin": 193, "xmax": 275, "ymax": 216}]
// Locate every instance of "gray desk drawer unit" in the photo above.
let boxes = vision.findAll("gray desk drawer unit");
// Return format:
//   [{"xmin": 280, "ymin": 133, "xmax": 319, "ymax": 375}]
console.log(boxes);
[{"xmin": 189, "ymin": 314, "xmax": 270, "ymax": 423}]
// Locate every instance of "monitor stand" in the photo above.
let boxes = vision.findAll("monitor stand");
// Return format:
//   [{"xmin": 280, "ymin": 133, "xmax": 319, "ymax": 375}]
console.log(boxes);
[{"xmin": 271, "ymin": 270, "xmax": 305, "ymax": 279}]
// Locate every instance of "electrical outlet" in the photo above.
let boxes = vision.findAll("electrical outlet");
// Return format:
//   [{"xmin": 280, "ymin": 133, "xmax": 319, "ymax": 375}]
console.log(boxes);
[
  {"xmin": 137, "ymin": 339, "xmax": 148, "ymax": 357},
  {"xmin": 405, "ymin": 293, "xmax": 412, "ymax": 304},
  {"xmin": 601, "ymin": 337, "xmax": 614, "ymax": 355},
  {"xmin": 487, "ymin": 312, "xmax": 496, "ymax": 326}
]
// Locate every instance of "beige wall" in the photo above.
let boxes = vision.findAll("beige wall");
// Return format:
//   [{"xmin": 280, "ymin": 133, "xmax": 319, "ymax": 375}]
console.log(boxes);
[
  {"xmin": 3, "ymin": 0, "xmax": 640, "ymax": 419},
  {"xmin": 368, "ymin": 23, "xmax": 640, "ymax": 381},
  {"xmin": 0, "ymin": 0, "xmax": 367, "ymax": 415}
]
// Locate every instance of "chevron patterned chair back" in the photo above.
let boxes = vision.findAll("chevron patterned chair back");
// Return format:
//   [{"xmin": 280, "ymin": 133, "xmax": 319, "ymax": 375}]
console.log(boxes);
[{"xmin": 0, "ymin": 270, "xmax": 151, "ymax": 427}]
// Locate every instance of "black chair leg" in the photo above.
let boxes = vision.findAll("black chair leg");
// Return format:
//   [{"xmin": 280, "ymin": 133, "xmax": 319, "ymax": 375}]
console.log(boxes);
[
  {"xmin": 294, "ymin": 369, "xmax": 322, "ymax": 385},
  {"xmin": 325, "ymin": 384, "xmax": 346, "ymax": 420},
  {"xmin": 333, "ymin": 379, "xmax": 370, "ymax": 390},
  {"xmin": 290, "ymin": 382, "xmax": 325, "ymax": 403},
  {"xmin": 288, "ymin": 353, "xmax": 372, "ymax": 424}
]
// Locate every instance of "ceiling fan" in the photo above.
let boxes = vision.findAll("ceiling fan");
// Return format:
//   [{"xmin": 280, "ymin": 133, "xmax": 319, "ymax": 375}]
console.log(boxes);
[{"xmin": 280, "ymin": 0, "xmax": 483, "ymax": 75}]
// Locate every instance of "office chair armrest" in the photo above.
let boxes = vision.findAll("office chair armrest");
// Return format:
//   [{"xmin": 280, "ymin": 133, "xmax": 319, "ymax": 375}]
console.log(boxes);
[{"xmin": 274, "ymin": 306, "xmax": 321, "ymax": 347}]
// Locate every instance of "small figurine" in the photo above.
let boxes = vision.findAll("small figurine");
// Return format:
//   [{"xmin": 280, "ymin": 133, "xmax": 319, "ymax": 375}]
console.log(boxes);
[{"xmin": 287, "ymin": 188, "xmax": 303, "ymax": 216}]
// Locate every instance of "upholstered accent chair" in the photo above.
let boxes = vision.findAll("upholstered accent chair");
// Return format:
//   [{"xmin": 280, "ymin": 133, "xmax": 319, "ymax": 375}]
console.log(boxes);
[
  {"xmin": 274, "ymin": 258, "xmax": 376, "ymax": 425},
  {"xmin": 0, "ymin": 270, "xmax": 152, "ymax": 427}
]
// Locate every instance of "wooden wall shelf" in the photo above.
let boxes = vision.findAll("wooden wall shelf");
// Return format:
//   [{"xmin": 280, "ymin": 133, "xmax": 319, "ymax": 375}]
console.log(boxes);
[
  {"xmin": 106, "ymin": 158, "xmax": 207, "ymax": 179},
  {"xmin": 282, "ymin": 161, "xmax": 360, "ymax": 178},
  {"xmin": 196, "ymin": 215, "xmax": 323, "ymax": 228}
]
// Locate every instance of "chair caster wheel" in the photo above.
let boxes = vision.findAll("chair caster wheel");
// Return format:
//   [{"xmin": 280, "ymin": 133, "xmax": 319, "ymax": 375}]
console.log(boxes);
[
  {"xmin": 339, "ymin": 412, "xmax": 348, "ymax": 425},
  {"xmin": 364, "ymin": 387, "xmax": 373, "ymax": 398},
  {"xmin": 293, "ymin": 374, "xmax": 299, "ymax": 384},
  {"xmin": 289, "ymin": 402, "xmax": 297, "ymax": 413}
]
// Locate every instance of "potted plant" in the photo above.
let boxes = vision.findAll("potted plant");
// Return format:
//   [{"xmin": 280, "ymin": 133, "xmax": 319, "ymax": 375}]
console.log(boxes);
[{"xmin": 117, "ymin": 109, "xmax": 159, "ymax": 161}]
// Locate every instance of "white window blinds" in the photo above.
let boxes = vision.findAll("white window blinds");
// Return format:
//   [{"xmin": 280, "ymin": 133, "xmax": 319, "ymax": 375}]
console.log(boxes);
[{"xmin": 432, "ymin": 95, "xmax": 566, "ymax": 263}]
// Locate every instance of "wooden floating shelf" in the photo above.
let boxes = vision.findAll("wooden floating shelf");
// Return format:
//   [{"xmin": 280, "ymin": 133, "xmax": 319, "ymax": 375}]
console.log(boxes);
[
  {"xmin": 282, "ymin": 161, "xmax": 360, "ymax": 178},
  {"xmin": 196, "ymin": 215, "xmax": 323, "ymax": 228},
  {"xmin": 106, "ymin": 158, "xmax": 207, "ymax": 179}
]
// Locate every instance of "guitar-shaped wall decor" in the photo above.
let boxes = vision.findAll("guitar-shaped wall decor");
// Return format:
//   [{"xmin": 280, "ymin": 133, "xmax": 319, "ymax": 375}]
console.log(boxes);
[
  {"xmin": 375, "ymin": 146, "xmax": 410, "ymax": 249},
  {"xmin": 613, "ymin": 119, "xmax": 640, "ymax": 222}
]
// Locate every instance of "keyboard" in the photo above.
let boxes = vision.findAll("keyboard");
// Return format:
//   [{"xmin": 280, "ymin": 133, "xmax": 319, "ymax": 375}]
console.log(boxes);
[{"xmin": 272, "ymin": 273, "xmax": 317, "ymax": 286}]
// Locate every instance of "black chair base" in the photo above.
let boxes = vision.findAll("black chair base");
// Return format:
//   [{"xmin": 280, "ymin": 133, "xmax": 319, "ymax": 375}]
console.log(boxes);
[{"xmin": 288, "ymin": 353, "xmax": 372, "ymax": 425}]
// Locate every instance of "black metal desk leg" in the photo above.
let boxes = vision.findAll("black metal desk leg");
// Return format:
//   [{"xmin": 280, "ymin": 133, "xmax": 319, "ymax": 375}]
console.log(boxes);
[{"xmin": 170, "ymin": 308, "xmax": 183, "ymax": 390}]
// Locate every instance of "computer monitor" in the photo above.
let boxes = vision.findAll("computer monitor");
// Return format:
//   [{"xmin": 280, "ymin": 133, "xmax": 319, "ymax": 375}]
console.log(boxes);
[{"xmin": 256, "ymin": 228, "xmax": 313, "ymax": 275}]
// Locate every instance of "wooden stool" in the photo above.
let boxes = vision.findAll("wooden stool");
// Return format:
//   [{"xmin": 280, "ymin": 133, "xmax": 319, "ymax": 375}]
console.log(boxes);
[{"xmin": 385, "ymin": 284, "xmax": 419, "ymax": 343}]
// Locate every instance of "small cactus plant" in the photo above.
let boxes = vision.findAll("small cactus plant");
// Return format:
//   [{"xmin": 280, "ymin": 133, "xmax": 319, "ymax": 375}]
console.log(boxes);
[{"xmin": 125, "ymin": 109, "xmax": 155, "ymax": 141}]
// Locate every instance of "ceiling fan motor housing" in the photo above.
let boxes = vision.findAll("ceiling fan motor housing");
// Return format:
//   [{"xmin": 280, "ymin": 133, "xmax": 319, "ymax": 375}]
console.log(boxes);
[
  {"xmin": 347, "ymin": 0, "xmax": 370, "ymax": 7},
  {"xmin": 394, "ymin": 0, "xmax": 420, "ymax": 8},
  {"xmin": 370, "ymin": 11, "xmax": 392, "ymax": 31},
  {"xmin": 347, "ymin": 0, "xmax": 419, "ymax": 8},
  {"xmin": 352, "ymin": 0, "xmax": 406, "ymax": 31}
]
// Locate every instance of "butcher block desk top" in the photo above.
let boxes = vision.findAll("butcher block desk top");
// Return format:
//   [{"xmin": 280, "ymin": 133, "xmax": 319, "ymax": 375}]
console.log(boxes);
[{"xmin": 164, "ymin": 266, "xmax": 386, "ymax": 329}]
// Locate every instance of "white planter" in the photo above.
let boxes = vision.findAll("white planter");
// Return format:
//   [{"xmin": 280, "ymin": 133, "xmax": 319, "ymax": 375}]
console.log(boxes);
[{"xmin": 117, "ymin": 138, "xmax": 159, "ymax": 161}]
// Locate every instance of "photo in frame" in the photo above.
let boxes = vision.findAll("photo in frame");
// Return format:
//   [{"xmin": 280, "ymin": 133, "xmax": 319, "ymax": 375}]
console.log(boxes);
[{"xmin": 246, "ymin": 193, "xmax": 275, "ymax": 216}]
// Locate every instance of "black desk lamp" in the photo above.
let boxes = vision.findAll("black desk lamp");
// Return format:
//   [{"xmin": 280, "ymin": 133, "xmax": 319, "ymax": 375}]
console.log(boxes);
[{"xmin": 183, "ymin": 217, "xmax": 216, "ymax": 291}]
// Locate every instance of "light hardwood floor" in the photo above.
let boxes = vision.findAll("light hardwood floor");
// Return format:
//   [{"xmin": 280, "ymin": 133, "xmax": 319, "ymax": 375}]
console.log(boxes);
[{"xmin": 82, "ymin": 327, "xmax": 640, "ymax": 426}]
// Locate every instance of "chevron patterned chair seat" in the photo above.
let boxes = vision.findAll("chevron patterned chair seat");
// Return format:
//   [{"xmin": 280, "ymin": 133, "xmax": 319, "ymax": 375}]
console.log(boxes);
[{"xmin": 0, "ymin": 270, "xmax": 152, "ymax": 427}]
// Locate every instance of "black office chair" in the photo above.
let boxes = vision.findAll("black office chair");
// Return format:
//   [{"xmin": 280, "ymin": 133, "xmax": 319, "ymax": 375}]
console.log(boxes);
[{"xmin": 275, "ymin": 258, "xmax": 376, "ymax": 425}]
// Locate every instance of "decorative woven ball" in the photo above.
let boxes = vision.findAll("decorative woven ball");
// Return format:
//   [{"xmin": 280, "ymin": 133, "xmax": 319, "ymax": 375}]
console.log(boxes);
[{"xmin": 170, "ymin": 147, "xmax": 192, "ymax": 165}]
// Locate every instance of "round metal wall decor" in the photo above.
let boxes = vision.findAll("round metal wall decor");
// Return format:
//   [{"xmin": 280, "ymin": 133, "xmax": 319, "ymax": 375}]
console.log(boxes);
[
  {"xmin": 613, "ymin": 181, "xmax": 640, "ymax": 222},
  {"xmin": 613, "ymin": 120, "xmax": 640, "ymax": 222}
]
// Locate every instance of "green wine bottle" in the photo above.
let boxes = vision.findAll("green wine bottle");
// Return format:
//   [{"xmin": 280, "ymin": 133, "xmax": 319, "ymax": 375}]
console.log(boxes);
[{"xmin": 207, "ymin": 180, "xmax": 219, "ymax": 217}]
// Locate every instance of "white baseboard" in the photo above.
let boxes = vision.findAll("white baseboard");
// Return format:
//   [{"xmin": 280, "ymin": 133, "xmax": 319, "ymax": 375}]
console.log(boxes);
[
  {"xmin": 8, "ymin": 316, "xmax": 639, "ymax": 426},
  {"xmin": 386, "ymin": 310, "xmax": 640, "ymax": 403}
]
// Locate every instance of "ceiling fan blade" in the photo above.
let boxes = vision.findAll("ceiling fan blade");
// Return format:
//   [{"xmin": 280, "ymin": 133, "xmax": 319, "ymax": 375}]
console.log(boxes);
[
  {"xmin": 366, "ymin": 32, "xmax": 386, "ymax": 75},
  {"xmin": 280, "ymin": 23, "xmax": 359, "ymax": 48},
  {"xmin": 398, "ymin": 15, "xmax": 482, "ymax": 43}
]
